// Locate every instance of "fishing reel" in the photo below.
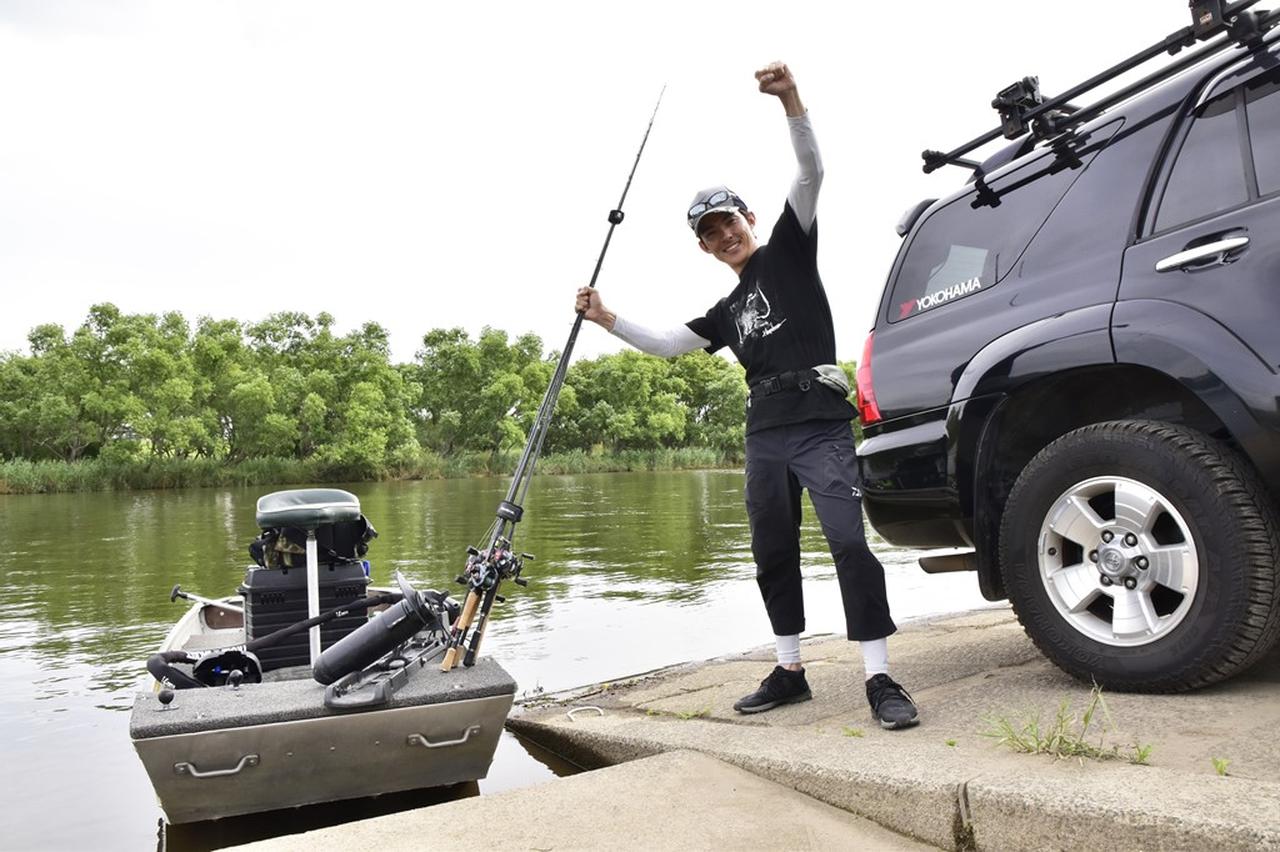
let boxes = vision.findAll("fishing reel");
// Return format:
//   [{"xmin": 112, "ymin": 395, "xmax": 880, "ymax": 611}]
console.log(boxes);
[
  {"xmin": 439, "ymin": 537, "xmax": 533, "ymax": 671},
  {"xmin": 457, "ymin": 537, "xmax": 531, "ymax": 601}
]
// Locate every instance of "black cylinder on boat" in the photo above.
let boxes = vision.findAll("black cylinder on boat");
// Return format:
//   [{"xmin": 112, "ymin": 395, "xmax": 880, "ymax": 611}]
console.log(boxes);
[{"xmin": 312, "ymin": 595, "xmax": 431, "ymax": 685}]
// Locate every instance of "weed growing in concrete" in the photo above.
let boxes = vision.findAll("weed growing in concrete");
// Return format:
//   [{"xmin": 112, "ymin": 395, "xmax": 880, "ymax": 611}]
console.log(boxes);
[
  {"xmin": 1212, "ymin": 757, "xmax": 1230, "ymax": 776},
  {"xmin": 946, "ymin": 739, "xmax": 958, "ymax": 747},
  {"xmin": 842, "ymin": 727, "xmax": 865, "ymax": 738},
  {"xmin": 644, "ymin": 707, "xmax": 708, "ymax": 719},
  {"xmin": 675, "ymin": 708, "xmax": 710, "ymax": 720},
  {"xmin": 982, "ymin": 685, "xmax": 1151, "ymax": 765}
]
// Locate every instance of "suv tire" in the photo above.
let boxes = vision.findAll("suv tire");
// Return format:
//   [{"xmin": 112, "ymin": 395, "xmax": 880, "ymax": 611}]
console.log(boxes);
[{"xmin": 999, "ymin": 420, "xmax": 1280, "ymax": 692}]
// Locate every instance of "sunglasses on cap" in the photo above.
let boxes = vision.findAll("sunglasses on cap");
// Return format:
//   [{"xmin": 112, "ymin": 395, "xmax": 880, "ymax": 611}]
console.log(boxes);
[{"xmin": 687, "ymin": 189, "xmax": 745, "ymax": 221}]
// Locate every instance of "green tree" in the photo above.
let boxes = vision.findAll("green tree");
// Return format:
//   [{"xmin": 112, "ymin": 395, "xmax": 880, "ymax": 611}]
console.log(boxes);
[
  {"xmin": 411, "ymin": 327, "xmax": 551, "ymax": 454},
  {"xmin": 0, "ymin": 352, "xmax": 36, "ymax": 459},
  {"xmin": 562, "ymin": 350, "xmax": 689, "ymax": 451},
  {"xmin": 191, "ymin": 316, "xmax": 251, "ymax": 458},
  {"xmin": 669, "ymin": 351, "xmax": 747, "ymax": 454},
  {"xmin": 15, "ymin": 308, "xmax": 148, "ymax": 461}
]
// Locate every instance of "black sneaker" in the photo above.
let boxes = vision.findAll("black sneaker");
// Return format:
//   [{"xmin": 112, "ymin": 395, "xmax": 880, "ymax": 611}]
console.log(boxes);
[
  {"xmin": 866, "ymin": 673, "xmax": 919, "ymax": 729},
  {"xmin": 733, "ymin": 665, "xmax": 812, "ymax": 714}
]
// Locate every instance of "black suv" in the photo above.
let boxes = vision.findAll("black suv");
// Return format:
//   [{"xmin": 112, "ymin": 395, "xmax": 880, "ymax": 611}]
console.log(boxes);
[{"xmin": 856, "ymin": 4, "xmax": 1280, "ymax": 691}]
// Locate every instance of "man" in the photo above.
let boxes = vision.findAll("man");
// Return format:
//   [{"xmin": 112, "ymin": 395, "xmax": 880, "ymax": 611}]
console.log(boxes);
[{"xmin": 575, "ymin": 62, "xmax": 918, "ymax": 729}]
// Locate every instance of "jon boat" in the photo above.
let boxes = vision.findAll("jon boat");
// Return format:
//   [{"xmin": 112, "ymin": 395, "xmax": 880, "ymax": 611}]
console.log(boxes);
[{"xmin": 129, "ymin": 488, "xmax": 515, "ymax": 824}]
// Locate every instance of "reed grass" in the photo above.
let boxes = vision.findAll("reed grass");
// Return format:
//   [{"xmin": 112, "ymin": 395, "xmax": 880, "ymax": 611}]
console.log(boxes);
[{"xmin": 0, "ymin": 446, "xmax": 742, "ymax": 495}]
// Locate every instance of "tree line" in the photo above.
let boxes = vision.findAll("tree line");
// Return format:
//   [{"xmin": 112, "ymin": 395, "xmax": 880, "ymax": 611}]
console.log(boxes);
[{"xmin": 0, "ymin": 304, "xmax": 812, "ymax": 479}]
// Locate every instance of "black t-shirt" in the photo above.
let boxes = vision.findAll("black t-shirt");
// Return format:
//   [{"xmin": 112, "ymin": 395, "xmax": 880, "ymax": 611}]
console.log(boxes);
[{"xmin": 686, "ymin": 203, "xmax": 856, "ymax": 434}]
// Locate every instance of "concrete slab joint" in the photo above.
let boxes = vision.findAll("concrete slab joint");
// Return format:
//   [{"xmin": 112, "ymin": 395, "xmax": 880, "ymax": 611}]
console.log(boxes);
[{"xmin": 953, "ymin": 780, "xmax": 976, "ymax": 852}]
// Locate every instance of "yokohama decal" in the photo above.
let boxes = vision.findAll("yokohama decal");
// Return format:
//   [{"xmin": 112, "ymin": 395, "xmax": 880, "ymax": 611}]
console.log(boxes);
[{"xmin": 899, "ymin": 276, "xmax": 983, "ymax": 319}]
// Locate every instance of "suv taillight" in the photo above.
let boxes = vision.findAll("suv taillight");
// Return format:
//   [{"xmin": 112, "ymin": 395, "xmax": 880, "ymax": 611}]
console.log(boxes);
[{"xmin": 856, "ymin": 332, "xmax": 882, "ymax": 425}]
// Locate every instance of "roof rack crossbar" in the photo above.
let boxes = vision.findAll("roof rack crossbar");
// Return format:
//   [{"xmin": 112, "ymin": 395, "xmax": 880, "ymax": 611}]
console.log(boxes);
[
  {"xmin": 923, "ymin": 1, "xmax": 1279, "ymax": 173},
  {"xmin": 1052, "ymin": 26, "xmax": 1262, "ymax": 135}
]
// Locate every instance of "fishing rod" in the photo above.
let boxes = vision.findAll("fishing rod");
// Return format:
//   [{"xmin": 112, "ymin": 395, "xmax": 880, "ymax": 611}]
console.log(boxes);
[{"xmin": 441, "ymin": 87, "xmax": 666, "ymax": 671}]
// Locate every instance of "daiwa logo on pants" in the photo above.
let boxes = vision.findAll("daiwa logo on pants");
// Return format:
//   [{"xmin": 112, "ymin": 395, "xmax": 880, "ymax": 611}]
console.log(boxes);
[{"xmin": 899, "ymin": 277, "xmax": 983, "ymax": 319}]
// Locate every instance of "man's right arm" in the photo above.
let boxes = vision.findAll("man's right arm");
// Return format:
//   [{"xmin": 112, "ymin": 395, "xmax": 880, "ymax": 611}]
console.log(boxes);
[{"xmin": 576, "ymin": 286, "xmax": 710, "ymax": 358}]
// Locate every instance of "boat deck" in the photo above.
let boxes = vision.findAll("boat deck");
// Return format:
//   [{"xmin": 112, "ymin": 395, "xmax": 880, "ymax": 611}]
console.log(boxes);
[{"xmin": 131, "ymin": 657, "xmax": 515, "ymax": 739}]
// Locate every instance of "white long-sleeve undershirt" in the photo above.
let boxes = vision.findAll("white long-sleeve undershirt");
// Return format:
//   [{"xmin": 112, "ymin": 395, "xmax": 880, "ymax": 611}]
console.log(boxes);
[
  {"xmin": 786, "ymin": 112, "xmax": 823, "ymax": 234},
  {"xmin": 611, "ymin": 315, "xmax": 710, "ymax": 357}
]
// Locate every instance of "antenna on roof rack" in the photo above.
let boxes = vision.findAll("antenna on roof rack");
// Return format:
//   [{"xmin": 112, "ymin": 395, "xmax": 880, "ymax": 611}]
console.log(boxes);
[{"xmin": 922, "ymin": 0, "xmax": 1279, "ymax": 173}]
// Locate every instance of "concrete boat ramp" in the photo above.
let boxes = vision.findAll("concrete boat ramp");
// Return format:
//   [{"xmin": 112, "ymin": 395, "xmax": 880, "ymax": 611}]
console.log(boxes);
[{"xmin": 239, "ymin": 608, "xmax": 1280, "ymax": 851}]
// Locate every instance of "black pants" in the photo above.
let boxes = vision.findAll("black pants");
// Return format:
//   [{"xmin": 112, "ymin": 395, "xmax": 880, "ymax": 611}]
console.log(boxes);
[{"xmin": 744, "ymin": 419, "xmax": 897, "ymax": 641}]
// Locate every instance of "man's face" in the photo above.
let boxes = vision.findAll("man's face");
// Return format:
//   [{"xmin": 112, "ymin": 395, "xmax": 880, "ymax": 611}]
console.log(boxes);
[{"xmin": 696, "ymin": 210, "xmax": 758, "ymax": 271}]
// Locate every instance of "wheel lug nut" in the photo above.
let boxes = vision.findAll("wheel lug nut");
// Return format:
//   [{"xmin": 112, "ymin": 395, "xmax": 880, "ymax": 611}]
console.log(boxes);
[
  {"xmin": 1136, "ymin": 556, "xmax": 1149, "ymax": 570},
  {"xmin": 1089, "ymin": 550, "xmax": 1099, "ymax": 563},
  {"xmin": 1101, "ymin": 531, "xmax": 1114, "ymax": 543},
  {"xmin": 1100, "ymin": 575, "xmax": 1113, "ymax": 586},
  {"xmin": 1123, "ymin": 577, "xmax": 1138, "ymax": 590},
  {"xmin": 1124, "ymin": 533, "xmax": 1138, "ymax": 547}
]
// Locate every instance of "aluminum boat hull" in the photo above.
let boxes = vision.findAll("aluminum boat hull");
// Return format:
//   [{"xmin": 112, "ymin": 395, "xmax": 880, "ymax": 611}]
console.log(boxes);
[{"xmin": 130, "ymin": 598, "xmax": 514, "ymax": 823}]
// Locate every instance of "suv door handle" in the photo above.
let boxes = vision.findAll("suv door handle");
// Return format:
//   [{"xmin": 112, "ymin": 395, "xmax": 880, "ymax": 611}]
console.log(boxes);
[{"xmin": 1155, "ymin": 236, "xmax": 1250, "ymax": 272}]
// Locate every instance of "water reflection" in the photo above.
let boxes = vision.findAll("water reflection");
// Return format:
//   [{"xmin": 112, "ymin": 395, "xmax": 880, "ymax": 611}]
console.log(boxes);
[{"xmin": 0, "ymin": 471, "xmax": 993, "ymax": 850}]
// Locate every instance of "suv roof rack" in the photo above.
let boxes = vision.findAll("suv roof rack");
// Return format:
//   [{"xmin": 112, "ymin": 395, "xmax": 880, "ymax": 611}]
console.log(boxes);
[{"xmin": 923, "ymin": 0, "xmax": 1280, "ymax": 173}]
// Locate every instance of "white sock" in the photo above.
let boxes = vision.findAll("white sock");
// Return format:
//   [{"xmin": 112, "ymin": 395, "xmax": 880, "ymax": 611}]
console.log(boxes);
[
  {"xmin": 775, "ymin": 633, "xmax": 801, "ymax": 666},
  {"xmin": 861, "ymin": 637, "xmax": 888, "ymax": 680}
]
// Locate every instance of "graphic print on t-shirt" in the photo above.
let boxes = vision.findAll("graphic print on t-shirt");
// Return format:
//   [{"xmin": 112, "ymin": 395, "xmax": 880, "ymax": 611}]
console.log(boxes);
[{"xmin": 731, "ymin": 284, "xmax": 787, "ymax": 346}]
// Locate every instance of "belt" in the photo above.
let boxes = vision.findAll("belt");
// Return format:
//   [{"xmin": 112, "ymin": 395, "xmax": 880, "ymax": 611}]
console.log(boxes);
[{"xmin": 748, "ymin": 369, "xmax": 818, "ymax": 399}]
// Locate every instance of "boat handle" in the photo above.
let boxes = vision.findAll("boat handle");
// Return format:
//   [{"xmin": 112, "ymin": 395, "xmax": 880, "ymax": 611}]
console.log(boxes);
[
  {"xmin": 1155, "ymin": 236, "xmax": 1249, "ymax": 272},
  {"xmin": 173, "ymin": 754, "xmax": 259, "ymax": 778},
  {"xmin": 406, "ymin": 725, "xmax": 481, "ymax": 749}
]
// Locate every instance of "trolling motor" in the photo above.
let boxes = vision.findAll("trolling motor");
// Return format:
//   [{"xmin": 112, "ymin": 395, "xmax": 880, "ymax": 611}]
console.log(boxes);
[
  {"xmin": 146, "ymin": 648, "xmax": 264, "ymax": 689},
  {"xmin": 438, "ymin": 87, "xmax": 666, "ymax": 672}
]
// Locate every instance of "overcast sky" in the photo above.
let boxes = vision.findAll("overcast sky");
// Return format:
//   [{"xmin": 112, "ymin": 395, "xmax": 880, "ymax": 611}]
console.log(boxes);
[{"xmin": 1, "ymin": 1, "xmax": 1196, "ymax": 364}]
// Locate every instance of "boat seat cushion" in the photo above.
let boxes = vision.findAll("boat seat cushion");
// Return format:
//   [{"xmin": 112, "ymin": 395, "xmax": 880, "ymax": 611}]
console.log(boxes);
[{"xmin": 255, "ymin": 489, "xmax": 361, "ymax": 531}]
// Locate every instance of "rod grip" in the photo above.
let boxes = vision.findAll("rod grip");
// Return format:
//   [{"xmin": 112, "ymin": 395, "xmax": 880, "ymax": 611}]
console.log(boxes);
[
  {"xmin": 462, "ymin": 583, "xmax": 502, "ymax": 667},
  {"xmin": 441, "ymin": 591, "xmax": 481, "ymax": 672}
]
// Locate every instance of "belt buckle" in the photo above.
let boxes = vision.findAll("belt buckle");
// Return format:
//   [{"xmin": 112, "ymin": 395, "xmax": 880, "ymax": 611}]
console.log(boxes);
[{"xmin": 761, "ymin": 376, "xmax": 781, "ymax": 395}]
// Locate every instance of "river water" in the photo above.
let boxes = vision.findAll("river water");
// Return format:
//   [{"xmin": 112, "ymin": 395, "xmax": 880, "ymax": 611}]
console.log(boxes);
[{"xmin": 0, "ymin": 471, "xmax": 995, "ymax": 850}]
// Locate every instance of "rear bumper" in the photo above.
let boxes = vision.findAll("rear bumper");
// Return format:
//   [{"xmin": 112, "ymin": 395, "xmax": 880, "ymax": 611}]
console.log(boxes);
[{"xmin": 858, "ymin": 417, "xmax": 970, "ymax": 548}]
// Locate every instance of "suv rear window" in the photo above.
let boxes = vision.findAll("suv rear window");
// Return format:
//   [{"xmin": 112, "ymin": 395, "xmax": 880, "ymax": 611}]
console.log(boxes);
[{"xmin": 889, "ymin": 142, "xmax": 1096, "ymax": 323}]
